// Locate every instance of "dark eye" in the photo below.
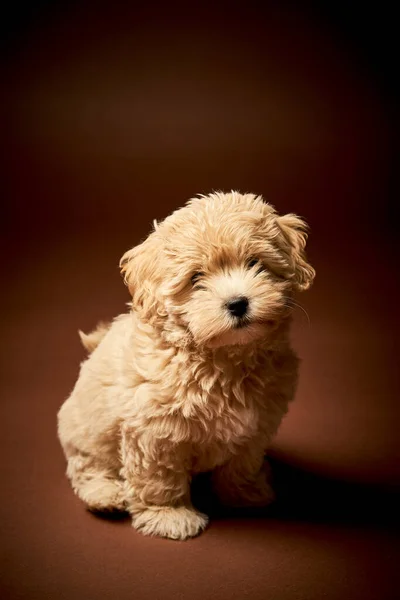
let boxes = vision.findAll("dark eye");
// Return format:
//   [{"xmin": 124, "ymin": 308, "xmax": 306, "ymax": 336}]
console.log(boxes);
[
  {"xmin": 191, "ymin": 272, "xmax": 204, "ymax": 285},
  {"xmin": 247, "ymin": 258, "xmax": 259, "ymax": 269}
]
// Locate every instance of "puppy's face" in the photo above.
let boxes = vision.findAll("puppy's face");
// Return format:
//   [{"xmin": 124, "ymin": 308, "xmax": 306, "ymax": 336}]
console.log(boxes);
[{"xmin": 121, "ymin": 192, "xmax": 315, "ymax": 348}]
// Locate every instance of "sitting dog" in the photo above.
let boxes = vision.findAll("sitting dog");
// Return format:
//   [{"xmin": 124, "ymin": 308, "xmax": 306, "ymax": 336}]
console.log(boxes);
[{"xmin": 58, "ymin": 191, "xmax": 315, "ymax": 540}]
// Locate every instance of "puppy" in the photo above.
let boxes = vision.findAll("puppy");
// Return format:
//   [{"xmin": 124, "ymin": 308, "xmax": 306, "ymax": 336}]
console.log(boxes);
[{"xmin": 58, "ymin": 191, "xmax": 315, "ymax": 540}]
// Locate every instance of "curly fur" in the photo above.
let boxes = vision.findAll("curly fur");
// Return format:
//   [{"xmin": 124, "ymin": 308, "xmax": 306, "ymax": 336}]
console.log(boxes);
[
  {"xmin": 58, "ymin": 191, "xmax": 315, "ymax": 540},
  {"xmin": 78, "ymin": 321, "xmax": 110, "ymax": 353}
]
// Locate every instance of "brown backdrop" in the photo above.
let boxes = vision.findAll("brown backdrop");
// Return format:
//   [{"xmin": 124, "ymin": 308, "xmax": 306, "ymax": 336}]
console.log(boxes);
[{"xmin": 1, "ymin": 2, "xmax": 399, "ymax": 600}]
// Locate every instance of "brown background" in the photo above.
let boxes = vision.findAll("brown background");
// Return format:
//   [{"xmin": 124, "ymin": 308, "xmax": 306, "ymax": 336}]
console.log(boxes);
[{"xmin": 1, "ymin": 2, "xmax": 399, "ymax": 599}]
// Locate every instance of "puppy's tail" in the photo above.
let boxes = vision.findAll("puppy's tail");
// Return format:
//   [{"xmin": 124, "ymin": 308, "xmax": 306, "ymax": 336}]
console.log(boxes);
[{"xmin": 78, "ymin": 321, "xmax": 110, "ymax": 354}]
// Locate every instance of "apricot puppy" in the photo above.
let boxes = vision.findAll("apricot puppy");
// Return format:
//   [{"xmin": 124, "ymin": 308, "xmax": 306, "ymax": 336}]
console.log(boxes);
[{"xmin": 58, "ymin": 191, "xmax": 315, "ymax": 539}]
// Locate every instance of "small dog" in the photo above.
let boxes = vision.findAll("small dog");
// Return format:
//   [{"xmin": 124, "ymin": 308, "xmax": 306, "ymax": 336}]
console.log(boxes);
[{"xmin": 58, "ymin": 191, "xmax": 315, "ymax": 540}]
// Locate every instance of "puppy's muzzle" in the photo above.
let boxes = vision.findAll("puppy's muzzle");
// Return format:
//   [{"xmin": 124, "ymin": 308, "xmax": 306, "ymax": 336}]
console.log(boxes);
[{"xmin": 226, "ymin": 297, "xmax": 249, "ymax": 318}]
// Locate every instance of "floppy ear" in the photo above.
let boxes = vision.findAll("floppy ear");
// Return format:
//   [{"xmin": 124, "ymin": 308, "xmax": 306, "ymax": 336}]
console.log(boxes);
[
  {"xmin": 120, "ymin": 244, "xmax": 139, "ymax": 296},
  {"xmin": 276, "ymin": 214, "xmax": 315, "ymax": 291},
  {"xmin": 120, "ymin": 234, "xmax": 163, "ymax": 312}
]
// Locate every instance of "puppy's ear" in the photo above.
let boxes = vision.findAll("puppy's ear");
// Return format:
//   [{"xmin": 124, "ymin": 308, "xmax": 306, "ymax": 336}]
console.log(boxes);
[
  {"xmin": 119, "ymin": 245, "xmax": 139, "ymax": 296},
  {"xmin": 120, "ymin": 234, "xmax": 162, "ymax": 311},
  {"xmin": 276, "ymin": 214, "xmax": 315, "ymax": 291}
]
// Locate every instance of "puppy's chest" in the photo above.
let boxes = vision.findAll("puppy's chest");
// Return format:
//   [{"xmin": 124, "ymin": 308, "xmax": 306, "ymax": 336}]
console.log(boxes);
[
  {"xmin": 181, "ymin": 371, "xmax": 263, "ymax": 470},
  {"xmin": 192, "ymin": 412, "xmax": 258, "ymax": 473}
]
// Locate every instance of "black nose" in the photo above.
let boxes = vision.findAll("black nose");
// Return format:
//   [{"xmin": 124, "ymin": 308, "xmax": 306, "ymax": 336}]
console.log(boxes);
[{"xmin": 226, "ymin": 297, "xmax": 249, "ymax": 317}]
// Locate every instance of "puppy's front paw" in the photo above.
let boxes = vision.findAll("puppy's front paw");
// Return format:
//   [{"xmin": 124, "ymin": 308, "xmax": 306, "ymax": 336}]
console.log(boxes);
[{"xmin": 132, "ymin": 506, "xmax": 209, "ymax": 540}]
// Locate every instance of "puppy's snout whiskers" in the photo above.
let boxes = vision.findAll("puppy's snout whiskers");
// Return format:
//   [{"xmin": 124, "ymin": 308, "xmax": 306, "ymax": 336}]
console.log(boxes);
[{"xmin": 283, "ymin": 297, "xmax": 311, "ymax": 327}]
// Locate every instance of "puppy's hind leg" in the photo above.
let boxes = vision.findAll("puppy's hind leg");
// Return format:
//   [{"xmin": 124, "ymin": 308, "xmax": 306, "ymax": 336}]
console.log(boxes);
[
  {"xmin": 212, "ymin": 441, "xmax": 275, "ymax": 509},
  {"xmin": 65, "ymin": 448, "xmax": 126, "ymax": 512}
]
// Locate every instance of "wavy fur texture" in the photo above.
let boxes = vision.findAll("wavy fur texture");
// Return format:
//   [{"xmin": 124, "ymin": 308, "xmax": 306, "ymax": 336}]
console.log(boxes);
[{"xmin": 58, "ymin": 191, "xmax": 315, "ymax": 539}]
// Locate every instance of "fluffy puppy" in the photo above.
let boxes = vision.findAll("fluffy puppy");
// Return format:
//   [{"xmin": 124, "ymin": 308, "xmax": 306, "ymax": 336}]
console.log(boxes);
[{"xmin": 58, "ymin": 191, "xmax": 315, "ymax": 540}]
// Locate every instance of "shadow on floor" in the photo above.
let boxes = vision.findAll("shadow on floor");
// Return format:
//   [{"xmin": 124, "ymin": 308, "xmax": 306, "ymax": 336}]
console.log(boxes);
[{"xmin": 90, "ymin": 458, "xmax": 400, "ymax": 529}]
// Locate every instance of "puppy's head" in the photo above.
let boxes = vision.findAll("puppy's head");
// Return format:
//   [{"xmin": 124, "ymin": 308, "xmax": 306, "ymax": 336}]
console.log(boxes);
[{"xmin": 121, "ymin": 192, "xmax": 315, "ymax": 348}]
